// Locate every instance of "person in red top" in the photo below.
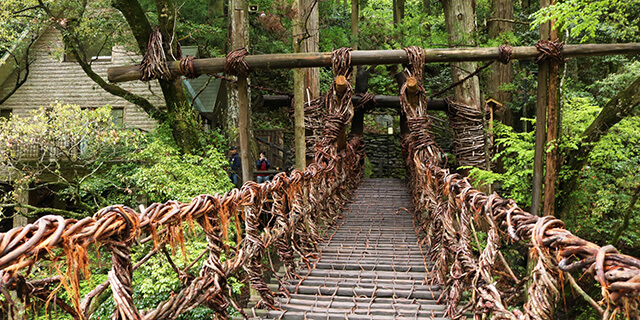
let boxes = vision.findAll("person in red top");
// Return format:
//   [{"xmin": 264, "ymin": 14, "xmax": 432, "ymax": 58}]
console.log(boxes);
[{"xmin": 256, "ymin": 151, "xmax": 270, "ymax": 183}]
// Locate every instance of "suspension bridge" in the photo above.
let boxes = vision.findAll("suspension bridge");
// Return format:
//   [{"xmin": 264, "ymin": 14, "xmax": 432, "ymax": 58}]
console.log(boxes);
[{"xmin": 1, "ymin": 44, "xmax": 640, "ymax": 320}]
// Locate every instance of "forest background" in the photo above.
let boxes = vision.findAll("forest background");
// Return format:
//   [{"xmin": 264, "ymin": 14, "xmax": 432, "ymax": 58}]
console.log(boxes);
[{"xmin": 0, "ymin": 0, "xmax": 639, "ymax": 318}]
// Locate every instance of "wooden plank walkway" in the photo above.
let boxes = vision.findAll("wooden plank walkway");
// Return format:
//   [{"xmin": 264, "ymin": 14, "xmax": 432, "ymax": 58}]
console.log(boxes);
[{"xmin": 248, "ymin": 179, "xmax": 449, "ymax": 319}]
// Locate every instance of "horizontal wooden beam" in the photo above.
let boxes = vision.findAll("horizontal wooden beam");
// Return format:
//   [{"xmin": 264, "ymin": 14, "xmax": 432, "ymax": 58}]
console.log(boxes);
[
  {"xmin": 108, "ymin": 43, "xmax": 640, "ymax": 83},
  {"xmin": 263, "ymin": 95, "xmax": 448, "ymax": 111}
]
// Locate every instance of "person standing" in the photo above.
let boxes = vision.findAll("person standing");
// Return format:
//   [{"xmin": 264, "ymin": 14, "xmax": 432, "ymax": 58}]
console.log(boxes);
[
  {"xmin": 256, "ymin": 151, "xmax": 270, "ymax": 183},
  {"xmin": 228, "ymin": 146, "xmax": 241, "ymax": 187}
]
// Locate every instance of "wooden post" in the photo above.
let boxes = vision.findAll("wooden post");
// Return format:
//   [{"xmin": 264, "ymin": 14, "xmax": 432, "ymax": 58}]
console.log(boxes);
[
  {"xmin": 405, "ymin": 77, "xmax": 419, "ymax": 105},
  {"xmin": 351, "ymin": 110, "xmax": 364, "ymax": 135},
  {"xmin": 544, "ymin": 8, "xmax": 560, "ymax": 217},
  {"xmin": 302, "ymin": 0, "xmax": 319, "ymax": 166},
  {"xmin": 532, "ymin": 0, "xmax": 550, "ymax": 216},
  {"xmin": 350, "ymin": 68, "xmax": 369, "ymax": 135},
  {"xmin": 293, "ymin": 0, "xmax": 306, "ymax": 171},
  {"xmin": 400, "ymin": 113, "xmax": 409, "ymax": 135},
  {"xmin": 483, "ymin": 102, "xmax": 493, "ymax": 188},
  {"xmin": 234, "ymin": 8, "xmax": 252, "ymax": 183},
  {"xmin": 335, "ymin": 75, "xmax": 349, "ymax": 151}
]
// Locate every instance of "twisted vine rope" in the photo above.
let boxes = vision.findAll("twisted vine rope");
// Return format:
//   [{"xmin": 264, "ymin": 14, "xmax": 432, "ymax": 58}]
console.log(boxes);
[
  {"xmin": 0, "ymin": 48, "xmax": 363, "ymax": 320},
  {"xmin": 140, "ymin": 27, "xmax": 172, "ymax": 81},
  {"xmin": 400, "ymin": 47, "xmax": 640, "ymax": 319}
]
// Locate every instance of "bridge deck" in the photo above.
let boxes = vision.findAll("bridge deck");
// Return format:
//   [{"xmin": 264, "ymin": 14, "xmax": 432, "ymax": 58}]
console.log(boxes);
[{"xmin": 249, "ymin": 179, "xmax": 449, "ymax": 319}]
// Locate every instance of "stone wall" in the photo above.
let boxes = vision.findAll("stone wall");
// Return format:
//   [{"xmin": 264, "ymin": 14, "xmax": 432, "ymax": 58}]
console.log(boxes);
[{"xmin": 364, "ymin": 133, "xmax": 405, "ymax": 179}]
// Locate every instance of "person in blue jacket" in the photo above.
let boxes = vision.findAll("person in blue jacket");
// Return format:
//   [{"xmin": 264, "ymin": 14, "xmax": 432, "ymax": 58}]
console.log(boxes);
[
  {"xmin": 256, "ymin": 151, "xmax": 270, "ymax": 183},
  {"xmin": 228, "ymin": 146, "xmax": 241, "ymax": 187}
]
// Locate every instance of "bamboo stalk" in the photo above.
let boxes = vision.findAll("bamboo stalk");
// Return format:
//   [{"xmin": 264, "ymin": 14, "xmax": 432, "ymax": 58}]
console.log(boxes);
[{"xmin": 107, "ymin": 43, "xmax": 640, "ymax": 83}]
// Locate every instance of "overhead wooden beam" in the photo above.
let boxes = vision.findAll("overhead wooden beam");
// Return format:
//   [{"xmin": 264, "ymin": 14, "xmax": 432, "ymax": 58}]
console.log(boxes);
[
  {"xmin": 107, "ymin": 43, "xmax": 640, "ymax": 83},
  {"xmin": 262, "ymin": 95, "xmax": 449, "ymax": 111}
]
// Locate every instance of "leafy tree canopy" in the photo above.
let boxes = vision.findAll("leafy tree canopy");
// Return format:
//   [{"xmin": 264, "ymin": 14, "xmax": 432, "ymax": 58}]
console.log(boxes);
[{"xmin": 531, "ymin": 0, "xmax": 640, "ymax": 42}]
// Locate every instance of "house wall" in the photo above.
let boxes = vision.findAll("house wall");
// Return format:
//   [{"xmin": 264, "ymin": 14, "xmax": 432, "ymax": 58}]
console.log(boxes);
[{"xmin": 0, "ymin": 29, "xmax": 161, "ymax": 131}]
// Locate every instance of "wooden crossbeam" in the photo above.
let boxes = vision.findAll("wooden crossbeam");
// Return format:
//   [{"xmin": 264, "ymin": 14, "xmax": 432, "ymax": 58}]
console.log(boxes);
[
  {"xmin": 107, "ymin": 43, "xmax": 640, "ymax": 83},
  {"xmin": 263, "ymin": 95, "xmax": 448, "ymax": 110}
]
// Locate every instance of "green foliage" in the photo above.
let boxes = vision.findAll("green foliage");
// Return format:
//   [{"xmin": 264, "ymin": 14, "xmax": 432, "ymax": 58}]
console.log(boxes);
[
  {"xmin": 0, "ymin": 0, "xmax": 38, "ymax": 55},
  {"xmin": 560, "ymin": 97, "xmax": 640, "ymax": 248},
  {"xmin": 113, "ymin": 124, "xmax": 233, "ymax": 204},
  {"xmin": 467, "ymin": 121, "xmax": 535, "ymax": 208},
  {"xmin": 588, "ymin": 60, "xmax": 640, "ymax": 106},
  {"xmin": 531, "ymin": 0, "xmax": 640, "ymax": 42},
  {"xmin": 0, "ymin": 104, "xmax": 141, "ymax": 218}
]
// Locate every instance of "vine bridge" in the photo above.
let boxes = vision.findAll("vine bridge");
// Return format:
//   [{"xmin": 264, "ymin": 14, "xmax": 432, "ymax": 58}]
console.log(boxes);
[{"xmin": 2, "ymin": 45, "xmax": 640, "ymax": 320}]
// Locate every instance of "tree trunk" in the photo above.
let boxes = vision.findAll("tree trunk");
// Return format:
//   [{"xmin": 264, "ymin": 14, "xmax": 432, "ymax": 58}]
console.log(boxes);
[
  {"xmin": 442, "ymin": 0, "xmax": 481, "ymax": 108},
  {"xmin": 442, "ymin": 0, "xmax": 483, "ymax": 170},
  {"xmin": 227, "ymin": 0, "xmax": 254, "ymax": 182},
  {"xmin": 393, "ymin": 0, "xmax": 405, "ymax": 26},
  {"xmin": 351, "ymin": 0, "xmax": 358, "ymax": 50},
  {"xmin": 543, "ymin": 21, "xmax": 560, "ymax": 217},
  {"xmin": 487, "ymin": 0, "xmax": 514, "ymax": 126},
  {"xmin": 532, "ymin": 0, "xmax": 550, "ymax": 216},
  {"xmin": 423, "ymin": 0, "xmax": 431, "ymax": 14},
  {"xmin": 558, "ymin": 75, "xmax": 640, "ymax": 218},
  {"xmin": 111, "ymin": 0, "xmax": 201, "ymax": 154},
  {"xmin": 303, "ymin": 0, "xmax": 320, "ymax": 98}
]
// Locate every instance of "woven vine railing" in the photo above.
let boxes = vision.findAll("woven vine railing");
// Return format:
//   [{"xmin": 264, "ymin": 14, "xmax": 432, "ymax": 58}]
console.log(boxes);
[
  {"xmin": 400, "ymin": 46, "xmax": 640, "ymax": 320},
  {"xmin": 0, "ymin": 48, "xmax": 362, "ymax": 320}
]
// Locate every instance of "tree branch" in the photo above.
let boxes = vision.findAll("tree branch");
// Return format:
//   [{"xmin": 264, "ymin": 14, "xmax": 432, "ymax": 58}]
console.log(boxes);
[
  {"xmin": 0, "ymin": 35, "xmax": 36, "ymax": 104},
  {"xmin": 566, "ymin": 273, "xmax": 603, "ymax": 315},
  {"xmin": 111, "ymin": 0, "xmax": 153, "ymax": 55},
  {"xmin": 38, "ymin": 0, "xmax": 166, "ymax": 122},
  {"xmin": 485, "ymin": 18, "xmax": 529, "ymax": 25},
  {"xmin": 11, "ymin": 5, "xmax": 42, "ymax": 16},
  {"xmin": 611, "ymin": 185, "xmax": 640, "ymax": 245},
  {"xmin": 14, "ymin": 203, "xmax": 82, "ymax": 218}
]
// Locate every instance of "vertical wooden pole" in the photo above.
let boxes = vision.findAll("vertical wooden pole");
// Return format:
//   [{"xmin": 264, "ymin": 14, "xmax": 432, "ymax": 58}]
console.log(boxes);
[
  {"xmin": 351, "ymin": 110, "xmax": 365, "ymax": 135},
  {"xmin": 527, "ymin": 0, "xmax": 551, "ymax": 304},
  {"xmin": 400, "ymin": 113, "xmax": 409, "ymax": 136},
  {"xmin": 543, "ymin": 9, "xmax": 559, "ymax": 217},
  {"xmin": 532, "ymin": 0, "xmax": 550, "ymax": 216},
  {"xmin": 233, "ymin": 8, "xmax": 252, "ymax": 183},
  {"xmin": 293, "ymin": 0, "xmax": 306, "ymax": 171},
  {"xmin": 303, "ymin": 0, "xmax": 319, "ymax": 165},
  {"xmin": 336, "ymin": 75, "xmax": 349, "ymax": 151},
  {"xmin": 350, "ymin": 68, "xmax": 368, "ymax": 135}
]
